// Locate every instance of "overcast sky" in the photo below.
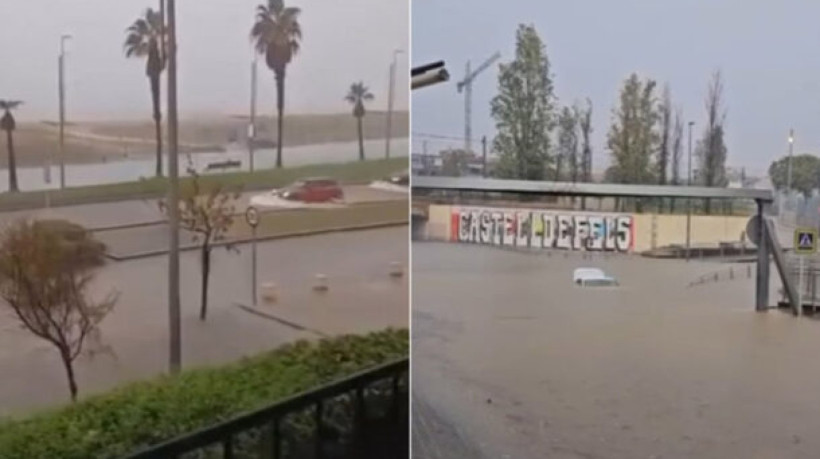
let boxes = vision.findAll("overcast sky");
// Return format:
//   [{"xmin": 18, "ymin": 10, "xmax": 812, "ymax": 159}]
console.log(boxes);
[
  {"xmin": 0, "ymin": 0, "xmax": 409, "ymax": 121},
  {"xmin": 412, "ymin": 0, "xmax": 820, "ymax": 175}
]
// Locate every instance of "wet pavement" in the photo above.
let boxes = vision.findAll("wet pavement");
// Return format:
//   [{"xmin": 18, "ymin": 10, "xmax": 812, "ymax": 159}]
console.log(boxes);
[
  {"xmin": 0, "ymin": 226, "xmax": 408, "ymax": 416},
  {"xmin": 413, "ymin": 242, "xmax": 820, "ymax": 459}
]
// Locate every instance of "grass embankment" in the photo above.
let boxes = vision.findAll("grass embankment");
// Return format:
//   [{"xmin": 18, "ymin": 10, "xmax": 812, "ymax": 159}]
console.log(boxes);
[
  {"xmin": 0, "ymin": 328, "xmax": 408, "ymax": 459},
  {"xmin": 13, "ymin": 113, "xmax": 409, "ymax": 168},
  {"xmin": 86, "ymin": 112, "xmax": 410, "ymax": 150},
  {"xmin": 0, "ymin": 158, "xmax": 406, "ymax": 212}
]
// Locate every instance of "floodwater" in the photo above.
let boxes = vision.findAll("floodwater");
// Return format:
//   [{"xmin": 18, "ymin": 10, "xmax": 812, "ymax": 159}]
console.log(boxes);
[
  {"xmin": 0, "ymin": 138, "xmax": 408, "ymax": 190},
  {"xmin": 413, "ymin": 242, "xmax": 820, "ymax": 459},
  {"xmin": 0, "ymin": 227, "xmax": 408, "ymax": 415}
]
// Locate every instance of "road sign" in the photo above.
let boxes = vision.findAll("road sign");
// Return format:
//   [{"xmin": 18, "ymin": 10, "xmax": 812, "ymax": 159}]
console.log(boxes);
[
  {"xmin": 745, "ymin": 217, "xmax": 761, "ymax": 247},
  {"xmin": 245, "ymin": 206, "xmax": 260, "ymax": 228},
  {"xmin": 794, "ymin": 228, "xmax": 817, "ymax": 254}
]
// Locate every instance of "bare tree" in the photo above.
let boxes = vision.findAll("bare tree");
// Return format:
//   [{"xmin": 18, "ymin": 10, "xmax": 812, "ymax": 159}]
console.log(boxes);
[
  {"xmin": 577, "ymin": 98, "xmax": 593, "ymax": 182},
  {"xmin": 696, "ymin": 70, "xmax": 729, "ymax": 213},
  {"xmin": 160, "ymin": 167, "xmax": 239, "ymax": 321},
  {"xmin": 0, "ymin": 220, "xmax": 116, "ymax": 401},
  {"xmin": 657, "ymin": 85, "xmax": 672, "ymax": 185},
  {"xmin": 557, "ymin": 106, "xmax": 579, "ymax": 183},
  {"xmin": 670, "ymin": 108, "xmax": 684, "ymax": 212}
]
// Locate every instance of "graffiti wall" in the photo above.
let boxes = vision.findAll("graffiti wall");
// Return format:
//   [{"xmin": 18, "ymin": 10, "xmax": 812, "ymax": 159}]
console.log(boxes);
[{"xmin": 451, "ymin": 206, "xmax": 634, "ymax": 252}]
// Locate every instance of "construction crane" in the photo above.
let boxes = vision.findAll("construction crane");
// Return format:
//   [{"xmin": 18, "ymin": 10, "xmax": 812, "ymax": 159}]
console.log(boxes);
[{"xmin": 457, "ymin": 52, "xmax": 500, "ymax": 154}]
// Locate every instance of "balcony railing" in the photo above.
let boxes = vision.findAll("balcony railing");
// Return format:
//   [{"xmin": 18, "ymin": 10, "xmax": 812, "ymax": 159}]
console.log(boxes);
[{"xmin": 122, "ymin": 358, "xmax": 409, "ymax": 459}]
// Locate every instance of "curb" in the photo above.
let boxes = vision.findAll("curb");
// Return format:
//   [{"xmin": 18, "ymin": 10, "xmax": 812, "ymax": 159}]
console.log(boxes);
[
  {"xmin": 88, "ymin": 197, "xmax": 406, "ymax": 233},
  {"xmin": 233, "ymin": 303, "xmax": 328, "ymax": 338},
  {"xmin": 106, "ymin": 219, "xmax": 408, "ymax": 261}
]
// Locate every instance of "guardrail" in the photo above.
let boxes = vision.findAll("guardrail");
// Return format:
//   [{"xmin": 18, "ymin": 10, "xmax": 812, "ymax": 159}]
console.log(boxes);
[{"xmin": 122, "ymin": 358, "xmax": 409, "ymax": 459}]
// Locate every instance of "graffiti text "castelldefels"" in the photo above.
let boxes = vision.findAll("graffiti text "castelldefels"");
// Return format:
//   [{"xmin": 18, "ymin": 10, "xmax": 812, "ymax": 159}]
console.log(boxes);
[{"xmin": 452, "ymin": 207, "xmax": 634, "ymax": 252}]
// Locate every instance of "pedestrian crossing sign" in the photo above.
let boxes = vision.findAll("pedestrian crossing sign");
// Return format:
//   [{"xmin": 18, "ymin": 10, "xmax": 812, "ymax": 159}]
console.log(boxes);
[{"xmin": 794, "ymin": 228, "xmax": 818, "ymax": 255}]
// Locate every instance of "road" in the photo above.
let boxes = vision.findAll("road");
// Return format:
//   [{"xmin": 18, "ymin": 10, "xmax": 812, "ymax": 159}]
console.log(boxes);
[
  {"xmin": 0, "ymin": 226, "xmax": 408, "ymax": 416},
  {"xmin": 0, "ymin": 184, "xmax": 403, "ymax": 230},
  {"xmin": 413, "ymin": 242, "xmax": 820, "ymax": 459}
]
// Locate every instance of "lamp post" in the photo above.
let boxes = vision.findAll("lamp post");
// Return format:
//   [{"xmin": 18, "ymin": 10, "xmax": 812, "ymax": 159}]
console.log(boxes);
[
  {"xmin": 248, "ymin": 54, "xmax": 258, "ymax": 172},
  {"xmin": 166, "ymin": 0, "xmax": 181, "ymax": 374},
  {"xmin": 686, "ymin": 120, "xmax": 695, "ymax": 261},
  {"xmin": 385, "ymin": 49, "xmax": 403, "ymax": 159},
  {"xmin": 58, "ymin": 34, "xmax": 72, "ymax": 189},
  {"xmin": 786, "ymin": 129, "xmax": 794, "ymax": 213}
]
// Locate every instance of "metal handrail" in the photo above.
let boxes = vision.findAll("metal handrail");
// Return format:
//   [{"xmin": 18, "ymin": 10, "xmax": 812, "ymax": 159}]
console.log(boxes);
[{"xmin": 122, "ymin": 357, "xmax": 408, "ymax": 458}]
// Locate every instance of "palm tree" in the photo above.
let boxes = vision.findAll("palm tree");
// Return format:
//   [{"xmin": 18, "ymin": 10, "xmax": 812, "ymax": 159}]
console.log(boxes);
[
  {"xmin": 124, "ymin": 6, "xmax": 166, "ymax": 177},
  {"xmin": 345, "ymin": 82, "xmax": 375, "ymax": 161},
  {"xmin": 0, "ymin": 100, "xmax": 22, "ymax": 193},
  {"xmin": 251, "ymin": 0, "xmax": 302, "ymax": 168}
]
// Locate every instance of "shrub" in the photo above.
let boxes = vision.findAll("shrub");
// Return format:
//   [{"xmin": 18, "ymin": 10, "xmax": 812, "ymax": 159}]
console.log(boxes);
[{"xmin": 0, "ymin": 328, "xmax": 408, "ymax": 459}]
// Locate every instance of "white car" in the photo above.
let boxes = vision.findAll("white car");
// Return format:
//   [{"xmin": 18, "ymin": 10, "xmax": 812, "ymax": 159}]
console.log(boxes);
[
  {"xmin": 573, "ymin": 268, "xmax": 619, "ymax": 287},
  {"xmin": 369, "ymin": 170, "xmax": 409, "ymax": 194}
]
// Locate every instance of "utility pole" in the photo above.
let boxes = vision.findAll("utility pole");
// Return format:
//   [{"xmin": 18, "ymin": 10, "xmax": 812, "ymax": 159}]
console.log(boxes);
[
  {"xmin": 786, "ymin": 129, "xmax": 794, "ymax": 211},
  {"xmin": 58, "ymin": 34, "xmax": 72, "ymax": 189},
  {"xmin": 464, "ymin": 60, "xmax": 472, "ymax": 153},
  {"xmin": 166, "ymin": 0, "xmax": 181, "ymax": 374},
  {"xmin": 457, "ymin": 52, "xmax": 500, "ymax": 154},
  {"xmin": 248, "ymin": 56, "xmax": 258, "ymax": 173},
  {"xmin": 686, "ymin": 120, "xmax": 695, "ymax": 261},
  {"xmin": 422, "ymin": 140, "xmax": 428, "ymax": 175},
  {"xmin": 482, "ymin": 135, "xmax": 488, "ymax": 178},
  {"xmin": 385, "ymin": 49, "xmax": 402, "ymax": 159}
]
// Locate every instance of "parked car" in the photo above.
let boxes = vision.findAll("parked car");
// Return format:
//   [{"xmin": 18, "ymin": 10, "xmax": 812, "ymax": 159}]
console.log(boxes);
[
  {"xmin": 277, "ymin": 178, "xmax": 344, "ymax": 203},
  {"xmin": 573, "ymin": 267, "xmax": 618, "ymax": 287}
]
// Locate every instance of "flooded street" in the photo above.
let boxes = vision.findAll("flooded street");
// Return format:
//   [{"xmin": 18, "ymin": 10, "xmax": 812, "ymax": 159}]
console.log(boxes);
[
  {"xmin": 0, "ymin": 227, "xmax": 408, "ymax": 416},
  {"xmin": 413, "ymin": 242, "xmax": 820, "ymax": 459}
]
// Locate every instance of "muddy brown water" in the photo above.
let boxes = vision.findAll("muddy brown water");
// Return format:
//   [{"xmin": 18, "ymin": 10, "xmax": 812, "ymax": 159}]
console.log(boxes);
[{"xmin": 413, "ymin": 242, "xmax": 820, "ymax": 459}]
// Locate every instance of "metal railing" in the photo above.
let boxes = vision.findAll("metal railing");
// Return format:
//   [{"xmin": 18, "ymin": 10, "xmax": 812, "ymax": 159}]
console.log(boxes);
[
  {"xmin": 122, "ymin": 358, "xmax": 408, "ymax": 459},
  {"xmin": 688, "ymin": 263, "xmax": 755, "ymax": 287}
]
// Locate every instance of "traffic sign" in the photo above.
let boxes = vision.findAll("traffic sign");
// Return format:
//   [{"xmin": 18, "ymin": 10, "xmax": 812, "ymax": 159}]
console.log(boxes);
[
  {"xmin": 745, "ymin": 217, "xmax": 761, "ymax": 247},
  {"xmin": 245, "ymin": 206, "xmax": 260, "ymax": 228},
  {"xmin": 794, "ymin": 228, "xmax": 817, "ymax": 255}
]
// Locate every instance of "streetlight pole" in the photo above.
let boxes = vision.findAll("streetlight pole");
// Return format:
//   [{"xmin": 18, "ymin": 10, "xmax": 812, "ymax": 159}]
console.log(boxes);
[
  {"xmin": 58, "ymin": 34, "xmax": 72, "ymax": 189},
  {"xmin": 248, "ymin": 55, "xmax": 258, "ymax": 173},
  {"xmin": 482, "ymin": 135, "xmax": 488, "ymax": 178},
  {"xmin": 786, "ymin": 129, "xmax": 794, "ymax": 212},
  {"xmin": 385, "ymin": 49, "xmax": 403, "ymax": 159},
  {"xmin": 166, "ymin": 0, "xmax": 181, "ymax": 374},
  {"xmin": 686, "ymin": 120, "xmax": 695, "ymax": 261}
]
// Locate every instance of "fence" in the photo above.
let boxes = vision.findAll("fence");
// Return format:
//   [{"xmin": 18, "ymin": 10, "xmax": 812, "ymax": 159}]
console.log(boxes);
[
  {"xmin": 688, "ymin": 263, "xmax": 755, "ymax": 288},
  {"xmin": 781, "ymin": 255, "xmax": 820, "ymax": 310},
  {"xmin": 122, "ymin": 358, "xmax": 409, "ymax": 459}
]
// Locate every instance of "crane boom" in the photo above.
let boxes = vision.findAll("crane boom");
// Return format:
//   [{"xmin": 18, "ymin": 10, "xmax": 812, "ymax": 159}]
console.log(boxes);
[
  {"xmin": 457, "ymin": 52, "xmax": 501, "ymax": 90},
  {"xmin": 456, "ymin": 52, "xmax": 500, "ymax": 154}
]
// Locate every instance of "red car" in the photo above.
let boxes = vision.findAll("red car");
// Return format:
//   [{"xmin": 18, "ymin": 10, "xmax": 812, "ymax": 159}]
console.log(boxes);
[{"xmin": 278, "ymin": 178, "xmax": 344, "ymax": 203}]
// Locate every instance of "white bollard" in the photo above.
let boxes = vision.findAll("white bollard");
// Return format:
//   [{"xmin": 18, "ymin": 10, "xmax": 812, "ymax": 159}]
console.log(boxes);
[
  {"xmin": 261, "ymin": 283, "xmax": 278, "ymax": 305},
  {"xmin": 313, "ymin": 274, "xmax": 329, "ymax": 292},
  {"xmin": 390, "ymin": 261, "xmax": 404, "ymax": 278}
]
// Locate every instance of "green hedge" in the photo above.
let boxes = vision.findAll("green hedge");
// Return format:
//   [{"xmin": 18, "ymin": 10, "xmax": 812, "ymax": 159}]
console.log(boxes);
[{"xmin": 0, "ymin": 328, "xmax": 408, "ymax": 459}]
